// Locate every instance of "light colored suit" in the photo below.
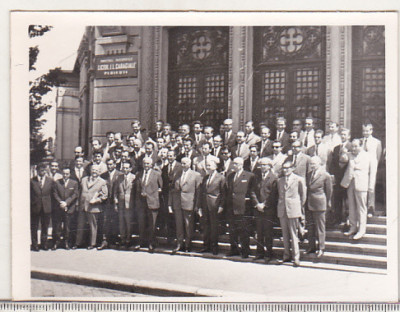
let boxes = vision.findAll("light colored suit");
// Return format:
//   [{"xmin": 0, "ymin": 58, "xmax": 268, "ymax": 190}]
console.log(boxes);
[
  {"xmin": 268, "ymin": 152, "xmax": 287, "ymax": 177},
  {"xmin": 232, "ymin": 143, "xmax": 250, "ymax": 160},
  {"xmin": 306, "ymin": 142, "xmax": 331, "ymax": 170},
  {"xmin": 245, "ymin": 132, "xmax": 261, "ymax": 146},
  {"xmin": 277, "ymin": 173, "xmax": 307, "ymax": 262},
  {"xmin": 77, "ymin": 176, "xmax": 108, "ymax": 247},
  {"xmin": 323, "ymin": 133, "xmax": 341, "ymax": 151},
  {"xmin": 172, "ymin": 169, "xmax": 202, "ymax": 247},
  {"xmin": 340, "ymin": 150, "xmax": 376, "ymax": 235},
  {"xmin": 193, "ymin": 154, "xmax": 220, "ymax": 177}
]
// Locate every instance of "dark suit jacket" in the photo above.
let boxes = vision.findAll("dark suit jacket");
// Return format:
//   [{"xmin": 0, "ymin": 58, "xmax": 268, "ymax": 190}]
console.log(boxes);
[
  {"xmin": 53, "ymin": 179, "xmax": 79, "ymax": 214},
  {"xmin": 250, "ymin": 170, "xmax": 278, "ymax": 216},
  {"xmin": 70, "ymin": 167, "xmax": 89, "ymax": 184},
  {"xmin": 257, "ymin": 139, "xmax": 274, "ymax": 158},
  {"xmin": 200, "ymin": 172, "xmax": 226, "ymax": 211},
  {"xmin": 31, "ymin": 176, "xmax": 54, "ymax": 215},
  {"xmin": 243, "ymin": 157, "xmax": 261, "ymax": 173},
  {"xmin": 306, "ymin": 168, "xmax": 333, "ymax": 212},
  {"xmin": 329, "ymin": 142, "xmax": 352, "ymax": 185},
  {"xmin": 274, "ymin": 131, "xmax": 290, "ymax": 154},
  {"xmin": 223, "ymin": 131, "xmax": 237, "ymax": 150},
  {"xmin": 226, "ymin": 170, "xmax": 255, "ymax": 215},
  {"xmin": 101, "ymin": 170, "xmax": 123, "ymax": 205}
]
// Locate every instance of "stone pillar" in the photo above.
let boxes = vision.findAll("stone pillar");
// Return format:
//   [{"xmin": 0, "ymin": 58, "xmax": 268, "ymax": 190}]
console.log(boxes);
[
  {"xmin": 326, "ymin": 26, "xmax": 352, "ymax": 130},
  {"xmin": 229, "ymin": 26, "xmax": 253, "ymax": 131}
]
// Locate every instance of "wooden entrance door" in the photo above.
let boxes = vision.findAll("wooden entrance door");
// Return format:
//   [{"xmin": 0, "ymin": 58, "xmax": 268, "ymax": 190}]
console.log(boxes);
[
  {"xmin": 167, "ymin": 27, "xmax": 229, "ymax": 131},
  {"xmin": 253, "ymin": 26, "xmax": 326, "ymax": 131}
]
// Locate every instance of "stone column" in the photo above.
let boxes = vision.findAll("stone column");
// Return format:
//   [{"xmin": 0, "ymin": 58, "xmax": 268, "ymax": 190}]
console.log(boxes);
[
  {"xmin": 326, "ymin": 26, "xmax": 352, "ymax": 130},
  {"xmin": 229, "ymin": 26, "xmax": 254, "ymax": 131}
]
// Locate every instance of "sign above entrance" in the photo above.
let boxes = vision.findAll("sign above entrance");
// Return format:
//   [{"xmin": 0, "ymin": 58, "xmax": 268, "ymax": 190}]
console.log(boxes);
[{"xmin": 95, "ymin": 53, "xmax": 138, "ymax": 78}]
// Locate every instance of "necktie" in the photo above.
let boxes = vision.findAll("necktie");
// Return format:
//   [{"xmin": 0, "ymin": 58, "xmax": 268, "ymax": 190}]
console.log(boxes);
[
  {"xmin": 277, "ymin": 131, "xmax": 281, "ymax": 140},
  {"xmin": 225, "ymin": 132, "xmax": 229, "ymax": 142},
  {"xmin": 364, "ymin": 138, "xmax": 368, "ymax": 151},
  {"xmin": 40, "ymin": 177, "xmax": 44, "ymax": 188},
  {"xmin": 207, "ymin": 173, "xmax": 213, "ymax": 187},
  {"xmin": 168, "ymin": 164, "xmax": 172, "ymax": 174},
  {"xmin": 143, "ymin": 170, "xmax": 148, "ymax": 185},
  {"xmin": 293, "ymin": 155, "xmax": 297, "ymax": 165},
  {"xmin": 304, "ymin": 133, "xmax": 308, "ymax": 147},
  {"xmin": 237, "ymin": 144, "xmax": 241, "ymax": 156},
  {"xmin": 316, "ymin": 144, "xmax": 319, "ymax": 156}
]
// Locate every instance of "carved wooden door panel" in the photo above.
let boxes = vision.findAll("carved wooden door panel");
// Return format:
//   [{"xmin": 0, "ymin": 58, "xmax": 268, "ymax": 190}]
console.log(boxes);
[
  {"xmin": 168, "ymin": 27, "xmax": 229, "ymax": 130},
  {"xmin": 253, "ymin": 26, "xmax": 326, "ymax": 131},
  {"xmin": 352, "ymin": 26, "xmax": 385, "ymax": 145}
]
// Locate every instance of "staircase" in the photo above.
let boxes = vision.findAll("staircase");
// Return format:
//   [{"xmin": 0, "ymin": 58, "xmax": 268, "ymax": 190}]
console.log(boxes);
[{"xmin": 157, "ymin": 215, "xmax": 387, "ymax": 273}]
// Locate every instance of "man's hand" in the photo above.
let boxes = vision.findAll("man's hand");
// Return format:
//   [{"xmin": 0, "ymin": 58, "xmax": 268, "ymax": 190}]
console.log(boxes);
[
  {"xmin": 256, "ymin": 203, "xmax": 265, "ymax": 212},
  {"xmin": 217, "ymin": 207, "xmax": 224, "ymax": 214},
  {"xmin": 198, "ymin": 208, "xmax": 203, "ymax": 218},
  {"xmin": 60, "ymin": 201, "xmax": 67, "ymax": 209},
  {"xmin": 168, "ymin": 206, "xmax": 173, "ymax": 214},
  {"xmin": 89, "ymin": 198, "xmax": 98, "ymax": 204}
]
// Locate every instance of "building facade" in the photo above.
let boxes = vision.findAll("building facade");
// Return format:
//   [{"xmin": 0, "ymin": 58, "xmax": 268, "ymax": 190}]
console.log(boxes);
[{"xmin": 74, "ymin": 25, "xmax": 386, "ymax": 155}]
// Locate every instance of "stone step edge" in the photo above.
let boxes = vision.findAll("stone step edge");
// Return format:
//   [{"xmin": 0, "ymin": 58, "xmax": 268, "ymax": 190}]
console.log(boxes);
[{"xmin": 31, "ymin": 267, "xmax": 266, "ymax": 299}]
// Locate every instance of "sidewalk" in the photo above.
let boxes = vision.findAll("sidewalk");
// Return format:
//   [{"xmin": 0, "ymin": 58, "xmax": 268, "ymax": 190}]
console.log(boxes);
[{"xmin": 31, "ymin": 249, "xmax": 394, "ymax": 301}]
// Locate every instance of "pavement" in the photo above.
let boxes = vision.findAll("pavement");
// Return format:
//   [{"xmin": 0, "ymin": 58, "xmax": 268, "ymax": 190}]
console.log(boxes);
[{"xmin": 31, "ymin": 248, "xmax": 395, "ymax": 301}]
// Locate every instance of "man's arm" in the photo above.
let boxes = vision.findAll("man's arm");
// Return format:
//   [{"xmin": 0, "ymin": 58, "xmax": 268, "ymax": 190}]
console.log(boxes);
[{"xmin": 65, "ymin": 182, "xmax": 79, "ymax": 206}]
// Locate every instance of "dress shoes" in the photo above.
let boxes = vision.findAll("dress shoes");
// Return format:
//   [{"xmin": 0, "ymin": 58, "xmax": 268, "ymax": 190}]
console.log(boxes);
[
  {"xmin": 148, "ymin": 244, "xmax": 155, "ymax": 253},
  {"xmin": 316, "ymin": 250, "xmax": 324, "ymax": 258},
  {"xmin": 241, "ymin": 253, "xmax": 249, "ymax": 259},
  {"xmin": 133, "ymin": 245, "xmax": 141, "ymax": 252},
  {"xmin": 87, "ymin": 245, "xmax": 95, "ymax": 250},
  {"xmin": 293, "ymin": 260, "xmax": 300, "ymax": 267},
  {"xmin": 185, "ymin": 246, "xmax": 192, "ymax": 252},
  {"xmin": 71, "ymin": 245, "xmax": 78, "ymax": 250},
  {"xmin": 171, "ymin": 244, "xmax": 182, "ymax": 255},
  {"xmin": 97, "ymin": 241, "xmax": 108, "ymax": 250},
  {"xmin": 65, "ymin": 243, "xmax": 70, "ymax": 250},
  {"xmin": 51, "ymin": 243, "xmax": 58, "ymax": 251},
  {"xmin": 253, "ymin": 255, "xmax": 264, "ymax": 261},
  {"xmin": 212, "ymin": 248, "xmax": 218, "ymax": 256},
  {"xmin": 200, "ymin": 247, "xmax": 211, "ymax": 253},
  {"xmin": 344, "ymin": 231, "xmax": 356, "ymax": 236},
  {"xmin": 352, "ymin": 232, "xmax": 365, "ymax": 240},
  {"xmin": 278, "ymin": 257, "xmax": 292, "ymax": 264},
  {"xmin": 32, "ymin": 245, "xmax": 40, "ymax": 252},
  {"xmin": 226, "ymin": 250, "xmax": 240, "ymax": 257},
  {"xmin": 305, "ymin": 248, "xmax": 316, "ymax": 254},
  {"xmin": 42, "ymin": 244, "xmax": 49, "ymax": 251}
]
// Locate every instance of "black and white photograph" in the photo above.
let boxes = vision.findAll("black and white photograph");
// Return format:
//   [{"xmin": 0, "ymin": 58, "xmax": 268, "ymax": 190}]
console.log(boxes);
[{"xmin": 10, "ymin": 11, "xmax": 398, "ymax": 301}]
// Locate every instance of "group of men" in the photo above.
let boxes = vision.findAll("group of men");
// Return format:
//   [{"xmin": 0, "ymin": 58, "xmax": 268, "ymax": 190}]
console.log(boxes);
[{"xmin": 31, "ymin": 117, "xmax": 383, "ymax": 267}]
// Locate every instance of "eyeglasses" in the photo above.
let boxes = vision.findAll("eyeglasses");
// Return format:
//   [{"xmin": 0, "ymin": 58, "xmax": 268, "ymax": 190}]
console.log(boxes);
[{"xmin": 273, "ymin": 146, "xmax": 281, "ymax": 149}]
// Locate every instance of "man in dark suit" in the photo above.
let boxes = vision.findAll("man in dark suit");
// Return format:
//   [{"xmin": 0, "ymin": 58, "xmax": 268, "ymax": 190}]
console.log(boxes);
[
  {"xmin": 52, "ymin": 167, "xmax": 79, "ymax": 250},
  {"xmin": 250, "ymin": 158, "xmax": 278, "ymax": 262},
  {"xmin": 225, "ymin": 157, "xmax": 255, "ymax": 258},
  {"xmin": 217, "ymin": 146, "xmax": 235, "ymax": 176},
  {"xmin": 159, "ymin": 149, "xmax": 182, "ymax": 242},
  {"xmin": 98, "ymin": 158, "xmax": 122, "ymax": 249},
  {"xmin": 257, "ymin": 127, "xmax": 274, "ymax": 158},
  {"xmin": 143, "ymin": 141, "xmax": 160, "ymax": 170},
  {"xmin": 223, "ymin": 118, "xmax": 236, "ymax": 150},
  {"xmin": 134, "ymin": 157, "xmax": 163, "ymax": 252},
  {"xmin": 177, "ymin": 137, "xmax": 198, "ymax": 163},
  {"xmin": 131, "ymin": 119, "xmax": 148, "ymax": 144},
  {"xmin": 191, "ymin": 120, "xmax": 205, "ymax": 152},
  {"xmin": 305, "ymin": 156, "xmax": 333, "ymax": 258},
  {"xmin": 198, "ymin": 160, "xmax": 225, "ymax": 255},
  {"xmin": 169, "ymin": 157, "xmax": 202, "ymax": 254},
  {"xmin": 277, "ymin": 160, "xmax": 307, "ymax": 267},
  {"xmin": 274, "ymin": 117, "xmax": 290, "ymax": 153},
  {"xmin": 114, "ymin": 162, "xmax": 136, "ymax": 248},
  {"xmin": 243, "ymin": 144, "xmax": 261, "ymax": 174},
  {"xmin": 31, "ymin": 163, "xmax": 54, "ymax": 251},
  {"xmin": 329, "ymin": 128, "xmax": 352, "ymax": 225},
  {"xmin": 150, "ymin": 120, "xmax": 164, "ymax": 141}
]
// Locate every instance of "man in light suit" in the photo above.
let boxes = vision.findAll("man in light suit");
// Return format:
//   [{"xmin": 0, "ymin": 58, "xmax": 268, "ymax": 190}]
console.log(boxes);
[
  {"xmin": 31, "ymin": 163, "xmax": 54, "ymax": 251},
  {"xmin": 169, "ymin": 157, "xmax": 202, "ymax": 254},
  {"xmin": 131, "ymin": 119, "xmax": 148, "ymax": 144},
  {"xmin": 329, "ymin": 128, "xmax": 352, "ymax": 225},
  {"xmin": 231, "ymin": 131, "xmax": 250, "ymax": 160},
  {"xmin": 225, "ymin": 157, "xmax": 255, "ymax": 258},
  {"xmin": 114, "ymin": 162, "xmax": 136, "ymax": 248},
  {"xmin": 305, "ymin": 156, "xmax": 333, "ymax": 258},
  {"xmin": 198, "ymin": 160, "xmax": 225, "ymax": 255},
  {"xmin": 268, "ymin": 140, "xmax": 287, "ymax": 178},
  {"xmin": 341, "ymin": 139, "xmax": 377, "ymax": 240},
  {"xmin": 134, "ymin": 157, "xmax": 163, "ymax": 252},
  {"xmin": 277, "ymin": 160, "xmax": 307, "ymax": 267},
  {"xmin": 306, "ymin": 130, "xmax": 331, "ymax": 170},
  {"xmin": 52, "ymin": 167, "xmax": 79, "ymax": 250},
  {"xmin": 250, "ymin": 158, "xmax": 278, "ymax": 262},
  {"xmin": 193, "ymin": 142, "xmax": 220, "ymax": 177},
  {"xmin": 245, "ymin": 120, "xmax": 261, "ymax": 146},
  {"xmin": 75, "ymin": 165, "xmax": 108, "ymax": 249},
  {"xmin": 323, "ymin": 121, "xmax": 341, "ymax": 151},
  {"xmin": 361, "ymin": 123, "xmax": 383, "ymax": 217}
]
